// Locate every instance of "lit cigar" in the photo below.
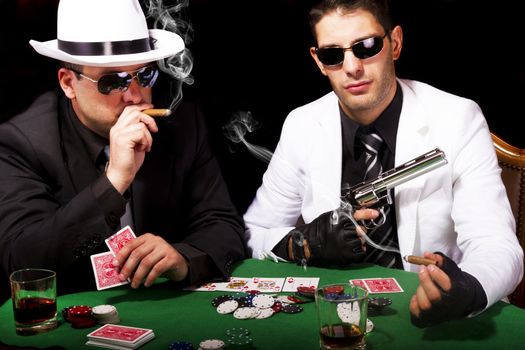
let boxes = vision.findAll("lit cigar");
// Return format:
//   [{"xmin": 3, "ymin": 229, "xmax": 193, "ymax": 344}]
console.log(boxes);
[
  {"xmin": 143, "ymin": 109, "xmax": 172, "ymax": 117},
  {"xmin": 403, "ymin": 255, "xmax": 437, "ymax": 266}
]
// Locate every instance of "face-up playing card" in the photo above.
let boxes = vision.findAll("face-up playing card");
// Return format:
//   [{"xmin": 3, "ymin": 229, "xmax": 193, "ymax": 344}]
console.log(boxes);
[
  {"xmin": 87, "ymin": 324, "xmax": 153, "ymax": 346},
  {"xmin": 105, "ymin": 225, "xmax": 136, "ymax": 256},
  {"xmin": 362, "ymin": 277, "xmax": 404, "ymax": 294},
  {"xmin": 282, "ymin": 277, "xmax": 320, "ymax": 292},
  {"xmin": 90, "ymin": 252, "xmax": 129, "ymax": 290}
]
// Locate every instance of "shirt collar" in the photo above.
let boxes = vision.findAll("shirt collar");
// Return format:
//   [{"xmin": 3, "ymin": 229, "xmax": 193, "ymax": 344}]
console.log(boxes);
[
  {"xmin": 63, "ymin": 100, "xmax": 108, "ymax": 165},
  {"xmin": 340, "ymin": 82, "xmax": 403, "ymax": 158}
]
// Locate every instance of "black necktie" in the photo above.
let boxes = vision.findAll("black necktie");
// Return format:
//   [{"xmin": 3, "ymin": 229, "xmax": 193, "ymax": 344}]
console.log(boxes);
[{"xmin": 358, "ymin": 130, "xmax": 402, "ymax": 269}]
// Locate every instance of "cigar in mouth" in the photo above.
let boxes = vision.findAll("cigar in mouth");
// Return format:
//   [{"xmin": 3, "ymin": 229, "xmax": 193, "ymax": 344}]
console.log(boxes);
[
  {"xmin": 143, "ymin": 109, "xmax": 172, "ymax": 117},
  {"xmin": 403, "ymin": 255, "xmax": 437, "ymax": 266}
]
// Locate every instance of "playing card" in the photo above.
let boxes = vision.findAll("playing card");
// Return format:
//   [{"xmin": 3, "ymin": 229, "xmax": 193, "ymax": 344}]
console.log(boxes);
[
  {"xmin": 282, "ymin": 277, "xmax": 320, "ymax": 292},
  {"xmin": 363, "ymin": 277, "xmax": 404, "ymax": 293},
  {"xmin": 349, "ymin": 279, "xmax": 368, "ymax": 290},
  {"xmin": 90, "ymin": 252, "xmax": 129, "ymax": 290},
  {"xmin": 105, "ymin": 225, "xmax": 136, "ymax": 255},
  {"xmin": 87, "ymin": 324, "xmax": 154, "ymax": 348},
  {"xmin": 244, "ymin": 277, "xmax": 285, "ymax": 292},
  {"xmin": 223, "ymin": 277, "xmax": 251, "ymax": 291}
]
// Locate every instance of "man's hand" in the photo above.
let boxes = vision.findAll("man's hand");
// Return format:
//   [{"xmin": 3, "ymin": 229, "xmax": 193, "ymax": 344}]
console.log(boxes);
[
  {"xmin": 106, "ymin": 104, "xmax": 158, "ymax": 194},
  {"xmin": 287, "ymin": 208, "xmax": 378, "ymax": 267},
  {"xmin": 410, "ymin": 252, "xmax": 487, "ymax": 327},
  {"xmin": 112, "ymin": 233, "xmax": 189, "ymax": 288}
]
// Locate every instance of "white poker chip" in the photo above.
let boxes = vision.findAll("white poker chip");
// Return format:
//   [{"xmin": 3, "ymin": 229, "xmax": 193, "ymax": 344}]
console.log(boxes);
[
  {"xmin": 275, "ymin": 295, "xmax": 293, "ymax": 304},
  {"xmin": 92, "ymin": 304, "xmax": 120, "ymax": 324},
  {"xmin": 233, "ymin": 307, "xmax": 256, "ymax": 320},
  {"xmin": 336, "ymin": 302, "xmax": 361, "ymax": 324},
  {"xmin": 216, "ymin": 300, "xmax": 238, "ymax": 314},
  {"xmin": 92, "ymin": 305, "xmax": 116, "ymax": 314},
  {"xmin": 250, "ymin": 307, "xmax": 261, "ymax": 319},
  {"xmin": 255, "ymin": 307, "xmax": 274, "ymax": 319},
  {"xmin": 199, "ymin": 339, "xmax": 225, "ymax": 349},
  {"xmin": 251, "ymin": 294, "xmax": 275, "ymax": 309},
  {"xmin": 366, "ymin": 318, "xmax": 374, "ymax": 333}
]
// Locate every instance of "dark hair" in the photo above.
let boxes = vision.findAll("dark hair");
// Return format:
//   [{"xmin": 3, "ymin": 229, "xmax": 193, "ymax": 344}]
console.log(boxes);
[
  {"xmin": 61, "ymin": 62, "xmax": 84, "ymax": 77},
  {"xmin": 309, "ymin": 0, "xmax": 393, "ymax": 43}
]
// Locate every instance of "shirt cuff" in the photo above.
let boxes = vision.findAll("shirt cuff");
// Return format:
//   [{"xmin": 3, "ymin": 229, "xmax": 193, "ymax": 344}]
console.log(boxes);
[{"xmin": 173, "ymin": 243, "xmax": 215, "ymax": 286}]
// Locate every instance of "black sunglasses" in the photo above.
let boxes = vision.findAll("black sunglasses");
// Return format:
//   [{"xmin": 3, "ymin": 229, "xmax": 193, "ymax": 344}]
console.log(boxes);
[
  {"xmin": 314, "ymin": 34, "xmax": 388, "ymax": 66},
  {"xmin": 71, "ymin": 66, "xmax": 159, "ymax": 95}
]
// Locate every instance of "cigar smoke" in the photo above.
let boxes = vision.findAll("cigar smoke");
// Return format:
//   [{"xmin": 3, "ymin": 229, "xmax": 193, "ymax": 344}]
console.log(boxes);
[
  {"xmin": 222, "ymin": 111, "xmax": 273, "ymax": 163},
  {"xmin": 145, "ymin": 0, "xmax": 194, "ymax": 110}
]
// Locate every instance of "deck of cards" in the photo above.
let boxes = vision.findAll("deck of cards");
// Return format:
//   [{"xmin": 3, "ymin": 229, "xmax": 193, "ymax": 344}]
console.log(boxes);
[
  {"xmin": 86, "ymin": 324, "xmax": 155, "ymax": 349},
  {"xmin": 90, "ymin": 226, "xmax": 136, "ymax": 290}
]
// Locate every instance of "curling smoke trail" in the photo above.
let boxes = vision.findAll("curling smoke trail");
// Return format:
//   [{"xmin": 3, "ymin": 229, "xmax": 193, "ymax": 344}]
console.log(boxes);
[
  {"xmin": 145, "ymin": 0, "xmax": 194, "ymax": 109},
  {"xmin": 223, "ymin": 111, "xmax": 399, "ymax": 255},
  {"xmin": 222, "ymin": 111, "xmax": 273, "ymax": 163}
]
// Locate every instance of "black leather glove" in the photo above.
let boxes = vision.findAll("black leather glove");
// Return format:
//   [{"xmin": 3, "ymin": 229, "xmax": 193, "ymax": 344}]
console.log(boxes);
[
  {"xmin": 287, "ymin": 210, "xmax": 366, "ymax": 267},
  {"xmin": 411, "ymin": 252, "xmax": 488, "ymax": 328}
]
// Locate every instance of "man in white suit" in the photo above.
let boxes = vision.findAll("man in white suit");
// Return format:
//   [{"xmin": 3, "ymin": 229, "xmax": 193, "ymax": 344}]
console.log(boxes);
[{"xmin": 244, "ymin": 0, "xmax": 523, "ymax": 326}]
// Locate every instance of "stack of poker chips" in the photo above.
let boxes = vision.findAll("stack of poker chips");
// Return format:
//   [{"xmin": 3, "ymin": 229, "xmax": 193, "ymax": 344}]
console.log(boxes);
[
  {"xmin": 92, "ymin": 304, "xmax": 120, "ymax": 324},
  {"xmin": 64, "ymin": 305, "xmax": 96, "ymax": 328}
]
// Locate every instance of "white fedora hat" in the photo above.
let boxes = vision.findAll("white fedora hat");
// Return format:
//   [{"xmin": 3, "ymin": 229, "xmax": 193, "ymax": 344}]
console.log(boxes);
[{"xmin": 29, "ymin": 0, "xmax": 184, "ymax": 67}]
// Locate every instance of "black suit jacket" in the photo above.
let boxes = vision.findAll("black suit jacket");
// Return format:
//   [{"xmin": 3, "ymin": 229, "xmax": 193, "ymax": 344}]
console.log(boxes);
[{"xmin": 0, "ymin": 91, "xmax": 246, "ymax": 300}]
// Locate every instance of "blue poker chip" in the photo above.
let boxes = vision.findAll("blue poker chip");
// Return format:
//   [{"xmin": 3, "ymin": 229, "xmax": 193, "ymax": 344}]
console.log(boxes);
[{"xmin": 168, "ymin": 341, "xmax": 194, "ymax": 350}]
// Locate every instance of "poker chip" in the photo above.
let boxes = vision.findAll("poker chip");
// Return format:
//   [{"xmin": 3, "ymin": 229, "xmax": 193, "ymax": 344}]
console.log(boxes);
[
  {"xmin": 168, "ymin": 340, "xmax": 194, "ymax": 350},
  {"xmin": 227, "ymin": 335, "xmax": 253, "ymax": 349},
  {"xmin": 233, "ymin": 307, "xmax": 257, "ymax": 320},
  {"xmin": 281, "ymin": 304, "xmax": 303, "ymax": 314},
  {"xmin": 271, "ymin": 301, "xmax": 283, "ymax": 313},
  {"xmin": 212, "ymin": 295, "xmax": 234, "ymax": 308},
  {"xmin": 216, "ymin": 300, "xmax": 238, "ymax": 314},
  {"xmin": 198, "ymin": 339, "xmax": 225, "ymax": 349},
  {"xmin": 255, "ymin": 307, "xmax": 274, "ymax": 319},
  {"xmin": 366, "ymin": 318, "xmax": 374, "ymax": 333},
  {"xmin": 225, "ymin": 327, "xmax": 250, "ymax": 338},
  {"xmin": 323, "ymin": 285, "xmax": 344, "ymax": 295},
  {"xmin": 92, "ymin": 304, "xmax": 120, "ymax": 324},
  {"xmin": 235, "ymin": 296, "xmax": 252, "ymax": 308},
  {"xmin": 67, "ymin": 305, "xmax": 96, "ymax": 328},
  {"xmin": 251, "ymin": 294, "xmax": 275, "ymax": 309},
  {"xmin": 336, "ymin": 302, "xmax": 361, "ymax": 324}
]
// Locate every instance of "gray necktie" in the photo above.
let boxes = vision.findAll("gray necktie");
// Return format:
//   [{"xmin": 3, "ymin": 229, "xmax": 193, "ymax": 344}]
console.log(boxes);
[{"xmin": 358, "ymin": 131, "xmax": 402, "ymax": 268}]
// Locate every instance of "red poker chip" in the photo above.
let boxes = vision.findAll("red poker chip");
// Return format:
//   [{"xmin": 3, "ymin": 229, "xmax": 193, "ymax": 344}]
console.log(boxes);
[
  {"xmin": 271, "ymin": 301, "xmax": 283, "ymax": 313},
  {"xmin": 67, "ymin": 305, "xmax": 95, "ymax": 328},
  {"xmin": 323, "ymin": 285, "xmax": 344, "ymax": 295}
]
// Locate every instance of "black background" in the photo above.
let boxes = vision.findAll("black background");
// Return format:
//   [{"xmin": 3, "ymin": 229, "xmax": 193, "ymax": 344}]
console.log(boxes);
[{"xmin": 0, "ymin": 0, "xmax": 523, "ymax": 214}]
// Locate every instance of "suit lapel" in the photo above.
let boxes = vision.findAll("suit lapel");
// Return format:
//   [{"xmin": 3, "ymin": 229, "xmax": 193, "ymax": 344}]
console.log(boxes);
[
  {"xmin": 59, "ymin": 109, "xmax": 100, "ymax": 194},
  {"xmin": 395, "ymin": 80, "xmax": 431, "ymax": 269},
  {"xmin": 310, "ymin": 94, "xmax": 344, "ymax": 215}
]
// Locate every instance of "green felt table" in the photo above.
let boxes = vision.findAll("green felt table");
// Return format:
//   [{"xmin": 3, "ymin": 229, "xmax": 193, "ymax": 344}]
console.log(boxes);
[{"xmin": 1, "ymin": 259, "xmax": 524, "ymax": 349}]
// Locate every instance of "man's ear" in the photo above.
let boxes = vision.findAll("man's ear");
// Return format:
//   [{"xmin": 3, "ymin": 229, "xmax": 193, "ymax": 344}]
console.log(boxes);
[
  {"xmin": 58, "ymin": 68, "xmax": 77, "ymax": 99},
  {"xmin": 310, "ymin": 47, "xmax": 328, "ymax": 76},
  {"xmin": 390, "ymin": 25, "xmax": 403, "ymax": 61}
]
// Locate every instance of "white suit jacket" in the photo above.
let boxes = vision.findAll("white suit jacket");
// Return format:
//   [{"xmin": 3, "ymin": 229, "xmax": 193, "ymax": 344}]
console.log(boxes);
[{"xmin": 244, "ymin": 79, "xmax": 523, "ymax": 308}]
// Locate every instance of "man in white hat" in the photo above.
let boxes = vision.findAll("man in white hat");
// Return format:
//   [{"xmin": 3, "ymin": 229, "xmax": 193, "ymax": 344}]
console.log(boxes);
[{"xmin": 0, "ymin": 0, "xmax": 246, "ymax": 298}]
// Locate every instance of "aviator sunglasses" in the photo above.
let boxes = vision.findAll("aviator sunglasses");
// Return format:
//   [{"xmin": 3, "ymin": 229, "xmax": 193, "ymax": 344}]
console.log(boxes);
[
  {"xmin": 314, "ymin": 33, "xmax": 388, "ymax": 66},
  {"xmin": 71, "ymin": 66, "xmax": 159, "ymax": 95}
]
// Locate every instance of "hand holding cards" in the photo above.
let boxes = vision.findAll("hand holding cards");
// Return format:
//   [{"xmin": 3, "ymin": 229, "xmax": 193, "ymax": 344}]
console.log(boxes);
[{"xmin": 90, "ymin": 226, "xmax": 136, "ymax": 290}]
